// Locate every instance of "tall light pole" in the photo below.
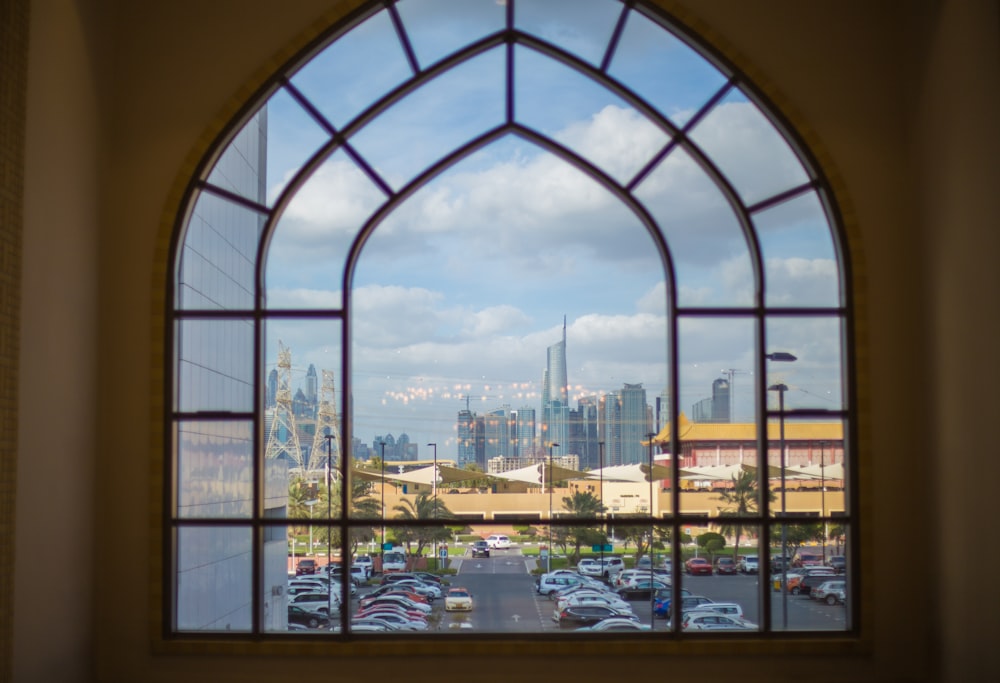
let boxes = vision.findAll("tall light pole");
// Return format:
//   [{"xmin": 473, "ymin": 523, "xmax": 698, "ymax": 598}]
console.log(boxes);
[
  {"xmin": 547, "ymin": 442, "xmax": 559, "ymax": 572},
  {"xmin": 598, "ymin": 441, "xmax": 605, "ymax": 565},
  {"xmin": 766, "ymin": 350, "xmax": 796, "ymax": 629},
  {"xmin": 427, "ymin": 442, "xmax": 437, "ymax": 569},
  {"xmin": 379, "ymin": 441, "xmax": 386, "ymax": 567},
  {"xmin": 324, "ymin": 433, "xmax": 335, "ymax": 616},
  {"xmin": 305, "ymin": 499, "xmax": 319, "ymax": 555}
]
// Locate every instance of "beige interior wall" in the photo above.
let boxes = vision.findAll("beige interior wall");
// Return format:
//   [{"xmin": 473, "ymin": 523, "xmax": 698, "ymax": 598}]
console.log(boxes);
[{"xmin": 12, "ymin": 0, "xmax": 999, "ymax": 681}]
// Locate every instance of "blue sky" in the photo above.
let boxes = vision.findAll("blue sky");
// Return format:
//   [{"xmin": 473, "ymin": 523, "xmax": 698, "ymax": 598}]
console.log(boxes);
[{"xmin": 239, "ymin": 0, "xmax": 844, "ymax": 458}]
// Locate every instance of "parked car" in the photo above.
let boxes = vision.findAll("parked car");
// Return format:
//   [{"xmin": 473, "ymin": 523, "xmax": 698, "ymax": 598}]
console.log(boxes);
[
  {"xmin": 471, "ymin": 540, "xmax": 490, "ymax": 558},
  {"xmin": 295, "ymin": 558, "xmax": 318, "ymax": 576},
  {"xmin": 792, "ymin": 550, "xmax": 825, "ymax": 568},
  {"xmin": 553, "ymin": 604, "xmax": 639, "ymax": 628},
  {"xmin": 635, "ymin": 555, "xmax": 653, "ymax": 570},
  {"xmin": 683, "ymin": 602, "xmax": 745, "ymax": 620},
  {"xmin": 812, "ymin": 579, "xmax": 846, "ymax": 605},
  {"xmin": 685, "ymin": 557, "xmax": 713, "ymax": 575},
  {"xmin": 577, "ymin": 558, "xmax": 601, "ymax": 575},
  {"xmin": 352, "ymin": 610, "xmax": 427, "ymax": 631},
  {"xmin": 288, "ymin": 591, "xmax": 339, "ymax": 614},
  {"xmin": 828, "ymin": 555, "xmax": 847, "ymax": 574},
  {"xmin": 653, "ymin": 594, "xmax": 713, "ymax": 619},
  {"xmin": 798, "ymin": 571, "xmax": 839, "ymax": 596},
  {"xmin": 536, "ymin": 573, "xmax": 589, "ymax": 596},
  {"xmin": 444, "ymin": 587, "xmax": 473, "ymax": 611},
  {"xmin": 772, "ymin": 567, "xmax": 835, "ymax": 594},
  {"xmin": 486, "ymin": 534, "xmax": 511, "ymax": 549},
  {"xmin": 715, "ymin": 557, "xmax": 737, "ymax": 575},
  {"xmin": 681, "ymin": 612, "xmax": 757, "ymax": 631},
  {"xmin": 557, "ymin": 592, "xmax": 633, "ymax": 614},
  {"xmin": 287, "ymin": 604, "xmax": 330, "ymax": 629},
  {"xmin": 580, "ymin": 556, "xmax": 625, "ymax": 579},
  {"xmin": 353, "ymin": 554, "xmax": 374, "ymax": 578},
  {"xmin": 738, "ymin": 555, "xmax": 759, "ymax": 574},
  {"xmin": 575, "ymin": 618, "xmax": 652, "ymax": 632},
  {"xmin": 616, "ymin": 579, "xmax": 671, "ymax": 601}
]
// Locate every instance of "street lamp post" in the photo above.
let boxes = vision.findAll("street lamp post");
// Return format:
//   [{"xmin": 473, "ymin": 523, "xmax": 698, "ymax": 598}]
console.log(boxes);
[
  {"xmin": 766, "ymin": 350, "xmax": 796, "ymax": 630},
  {"xmin": 598, "ymin": 441, "xmax": 605, "ymax": 565},
  {"xmin": 379, "ymin": 441, "xmax": 386, "ymax": 567},
  {"xmin": 305, "ymin": 499, "xmax": 319, "ymax": 555},
  {"xmin": 324, "ymin": 433, "xmax": 335, "ymax": 616},
  {"xmin": 547, "ymin": 442, "xmax": 559, "ymax": 572},
  {"xmin": 427, "ymin": 442, "xmax": 437, "ymax": 569}
]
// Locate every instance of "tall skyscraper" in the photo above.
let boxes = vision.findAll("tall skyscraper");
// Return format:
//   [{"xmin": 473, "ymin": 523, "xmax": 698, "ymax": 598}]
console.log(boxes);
[
  {"xmin": 542, "ymin": 318, "xmax": 569, "ymax": 457},
  {"xmin": 515, "ymin": 406, "xmax": 536, "ymax": 458},
  {"xmin": 457, "ymin": 407, "xmax": 475, "ymax": 466},
  {"xmin": 619, "ymin": 383, "xmax": 649, "ymax": 465},
  {"xmin": 305, "ymin": 364, "xmax": 318, "ymax": 404}
]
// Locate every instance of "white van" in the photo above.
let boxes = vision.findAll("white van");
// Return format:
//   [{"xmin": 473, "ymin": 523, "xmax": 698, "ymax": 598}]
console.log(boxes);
[
  {"xmin": 486, "ymin": 534, "xmax": 511, "ymax": 549},
  {"xmin": 684, "ymin": 602, "xmax": 745, "ymax": 620}
]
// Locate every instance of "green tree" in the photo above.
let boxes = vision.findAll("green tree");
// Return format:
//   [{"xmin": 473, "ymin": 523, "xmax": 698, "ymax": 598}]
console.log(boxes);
[
  {"xmin": 716, "ymin": 468, "xmax": 774, "ymax": 560},
  {"xmin": 697, "ymin": 531, "xmax": 726, "ymax": 561},
  {"xmin": 390, "ymin": 491, "xmax": 454, "ymax": 558},
  {"xmin": 557, "ymin": 491, "xmax": 607, "ymax": 564}
]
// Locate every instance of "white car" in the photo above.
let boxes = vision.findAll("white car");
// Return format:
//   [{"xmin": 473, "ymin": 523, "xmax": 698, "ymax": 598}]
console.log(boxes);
[
  {"xmin": 390, "ymin": 579, "xmax": 443, "ymax": 600},
  {"xmin": 557, "ymin": 592, "xmax": 633, "ymax": 613},
  {"xmin": 486, "ymin": 534, "xmax": 511, "ymax": 549},
  {"xmin": 353, "ymin": 554, "xmax": 374, "ymax": 578},
  {"xmin": 575, "ymin": 618, "xmax": 653, "ymax": 632},
  {"xmin": 288, "ymin": 591, "xmax": 340, "ymax": 614},
  {"xmin": 444, "ymin": 587, "xmax": 473, "ymax": 611},
  {"xmin": 738, "ymin": 555, "xmax": 759, "ymax": 574},
  {"xmin": 682, "ymin": 612, "xmax": 757, "ymax": 631}
]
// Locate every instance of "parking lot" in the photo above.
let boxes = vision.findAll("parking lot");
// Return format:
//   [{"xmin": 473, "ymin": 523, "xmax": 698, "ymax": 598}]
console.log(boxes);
[{"xmin": 347, "ymin": 547, "xmax": 848, "ymax": 634}]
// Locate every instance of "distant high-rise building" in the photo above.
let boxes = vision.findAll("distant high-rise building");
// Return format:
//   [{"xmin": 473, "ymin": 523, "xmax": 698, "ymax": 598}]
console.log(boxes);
[
  {"xmin": 571, "ymin": 396, "xmax": 600, "ymax": 470},
  {"xmin": 267, "ymin": 368, "xmax": 278, "ymax": 408},
  {"xmin": 515, "ymin": 406, "xmax": 536, "ymax": 458},
  {"xmin": 305, "ymin": 364, "xmax": 318, "ymax": 404},
  {"xmin": 619, "ymin": 383, "xmax": 649, "ymax": 465},
  {"xmin": 456, "ymin": 409, "xmax": 475, "ymax": 466},
  {"xmin": 602, "ymin": 392, "xmax": 622, "ymax": 466},
  {"xmin": 542, "ymin": 318, "xmax": 569, "ymax": 457},
  {"xmin": 691, "ymin": 378, "xmax": 731, "ymax": 423},
  {"xmin": 484, "ymin": 407, "xmax": 510, "ymax": 460}
]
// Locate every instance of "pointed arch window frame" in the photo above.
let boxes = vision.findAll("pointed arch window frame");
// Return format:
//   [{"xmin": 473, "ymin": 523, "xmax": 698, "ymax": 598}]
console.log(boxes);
[{"xmin": 165, "ymin": 0, "xmax": 859, "ymax": 645}]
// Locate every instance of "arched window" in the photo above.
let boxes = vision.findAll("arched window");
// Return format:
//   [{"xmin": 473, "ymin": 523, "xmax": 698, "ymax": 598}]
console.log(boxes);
[{"xmin": 168, "ymin": 0, "xmax": 855, "ymax": 641}]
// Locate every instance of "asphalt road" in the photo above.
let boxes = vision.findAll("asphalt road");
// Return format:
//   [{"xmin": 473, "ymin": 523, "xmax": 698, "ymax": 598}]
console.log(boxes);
[{"xmin": 357, "ymin": 548, "xmax": 849, "ymax": 634}]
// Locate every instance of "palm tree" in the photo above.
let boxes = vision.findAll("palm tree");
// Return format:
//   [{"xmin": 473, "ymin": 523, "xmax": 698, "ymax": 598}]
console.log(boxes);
[
  {"xmin": 716, "ymin": 467, "xmax": 774, "ymax": 560},
  {"xmin": 559, "ymin": 490, "xmax": 607, "ymax": 564},
  {"xmin": 390, "ymin": 491, "xmax": 453, "ymax": 559}
]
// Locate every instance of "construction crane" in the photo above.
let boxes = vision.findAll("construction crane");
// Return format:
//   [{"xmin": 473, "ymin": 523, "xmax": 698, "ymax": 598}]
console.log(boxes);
[
  {"xmin": 264, "ymin": 340, "xmax": 304, "ymax": 469},
  {"xmin": 309, "ymin": 369, "xmax": 343, "ymax": 478}
]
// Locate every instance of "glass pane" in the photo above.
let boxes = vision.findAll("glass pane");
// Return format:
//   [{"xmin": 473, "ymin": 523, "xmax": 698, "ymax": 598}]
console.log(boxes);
[
  {"xmin": 689, "ymin": 87, "xmax": 810, "ymax": 207},
  {"xmin": 515, "ymin": 45, "xmax": 670, "ymax": 185},
  {"xmin": 766, "ymin": 414, "xmax": 845, "ymax": 520},
  {"xmin": 265, "ymin": 150, "xmax": 387, "ymax": 309},
  {"xmin": 263, "ymin": 86, "xmax": 334, "ymax": 205},
  {"xmin": 175, "ymin": 318, "xmax": 254, "ymax": 413},
  {"xmin": 670, "ymin": 524, "xmax": 762, "ymax": 633},
  {"xmin": 175, "ymin": 525, "xmax": 253, "ymax": 632},
  {"xmin": 607, "ymin": 9, "xmax": 729, "ymax": 128},
  {"xmin": 206, "ymin": 109, "xmax": 270, "ymax": 207},
  {"xmin": 348, "ymin": 47, "xmax": 506, "ymax": 190},
  {"xmin": 768, "ymin": 521, "xmax": 849, "ymax": 632},
  {"xmin": 270, "ymin": 523, "xmax": 342, "ymax": 634},
  {"xmin": 396, "ymin": 0, "xmax": 505, "ymax": 69},
  {"xmin": 766, "ymin": 315, "xmax": 845, "ymax": 411},
  {"xmin": 176, "ymin": 420, "xmax": 253, "ymax": 518},
  {"xmin": 753, "ymin": 191, "xmax": 841, "ymax": 308},
  {"xmin": 289, "ymin": 8, "xmax": 412, "ymax": 131},
  {"xmin": 177, "ymin": 191, "xmax": 263, "ymax": 311},
  {"xmin": 634, "ymin": 146, "xmax": 753, "ymax": 307},
  {"xmin": 263, "ymin": 318, "xmax": 344, "ymax": 475},
  {"xmin": 351, "ymin": 136, "xmax": 666, "ymax": 476},
  {"xmin": 514, "ymin": 0, "xmax": 622, "ymax": 68}
]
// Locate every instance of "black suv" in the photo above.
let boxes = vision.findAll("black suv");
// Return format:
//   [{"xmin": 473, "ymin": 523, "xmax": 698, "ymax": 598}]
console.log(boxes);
[
  {"xmin": 296, "ymin": 558, "xmax": 318, "ymax": 575},
  {"xmin": 471, "ymin": 541, "xmax": 490, "ymax": 558}
]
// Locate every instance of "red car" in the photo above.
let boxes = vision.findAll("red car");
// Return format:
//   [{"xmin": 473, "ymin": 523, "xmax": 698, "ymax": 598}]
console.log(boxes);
[{"xmin": 685, "ymin": 557, "xmax": 713, "ymax": 576}]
